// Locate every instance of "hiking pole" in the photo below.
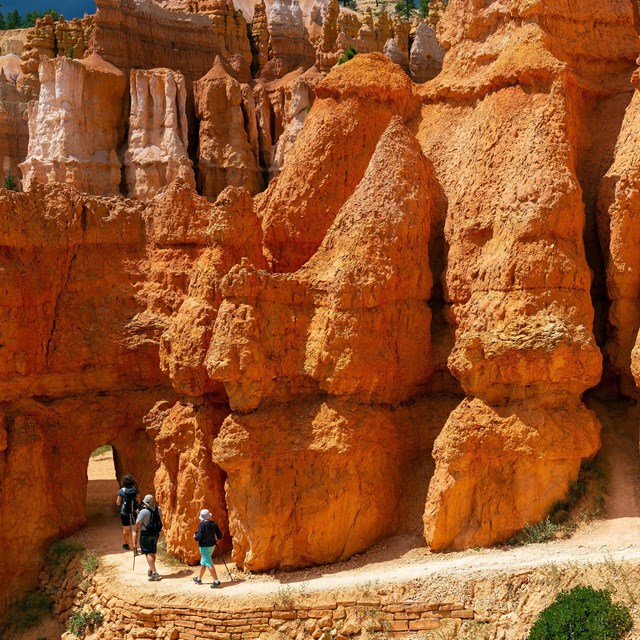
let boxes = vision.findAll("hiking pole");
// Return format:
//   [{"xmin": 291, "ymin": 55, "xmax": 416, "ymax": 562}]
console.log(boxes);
[
  {"xmin": 130, "ymin": 513, "xmax": 137, "ymax": 571},
  {"xmin": 213, "ymin": 541, "xmax": 233, "ymax": 581}
]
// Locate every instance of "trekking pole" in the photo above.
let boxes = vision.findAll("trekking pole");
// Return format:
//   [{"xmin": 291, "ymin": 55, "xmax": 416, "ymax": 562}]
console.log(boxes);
[
  {"xmin": 213, "ymin": 541, "xmax": 233, "ymax": 581},
  {"xmin": 130, "ymin": 513, "xmax": 137, "ymax": 571}
]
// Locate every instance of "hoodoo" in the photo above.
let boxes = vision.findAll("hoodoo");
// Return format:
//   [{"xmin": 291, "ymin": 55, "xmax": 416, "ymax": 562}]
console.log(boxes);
[{"xmin": 5, "ymin": 0, "xmax": 640, "ymax": 635}]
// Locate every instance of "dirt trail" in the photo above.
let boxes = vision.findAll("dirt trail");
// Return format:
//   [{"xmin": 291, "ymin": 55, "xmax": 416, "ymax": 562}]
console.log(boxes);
[{"xmin": 71, "ymin": 401, "xmax": 640, "ymax": 610}]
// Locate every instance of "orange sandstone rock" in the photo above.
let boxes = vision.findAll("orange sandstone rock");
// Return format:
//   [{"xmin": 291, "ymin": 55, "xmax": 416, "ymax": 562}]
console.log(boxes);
[
  {"xmin": 159, "ymin": 183, "xmax": 267, "ymax": 398},
  {"xmin": 414, "ymin": 0, "xmax": 638, "ymax": 550},
  {"xmin": 207, "ymin": 116, "xmax": 433, "ymax": 412},
  {"xmin": 194, "ymin": 57, "xmax": 263, "ymax": 200},
  {"xmin": 425, "ymin": 397, "xmax": 600, "ymax": 550},
  {"xmin": 258, "ymin": 52, "xmax": 420, "ymax": 272},
  {"xmin": 0, "ymin": 181, "xmax": 229, "ymax": 612},
  {"xmin": 213, "ymin": 396, "xmax": 447, "ymax": 570},
  {"xmin": 148, "ymin": 400, "xmax": 231, "ymax": 564}
]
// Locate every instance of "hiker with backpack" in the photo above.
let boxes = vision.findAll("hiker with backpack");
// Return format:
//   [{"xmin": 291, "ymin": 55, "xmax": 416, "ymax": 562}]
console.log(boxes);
[
  {"xmin": 115, "ymin": 474, "xmax": 139, "ymax": 551},
  {"xmin": 193, "ymin": 508, "xmax": 223, "ymax": 588},
  {"xmin": 133, "ymin": 494, "xmax": 163, "ymax": 581}
]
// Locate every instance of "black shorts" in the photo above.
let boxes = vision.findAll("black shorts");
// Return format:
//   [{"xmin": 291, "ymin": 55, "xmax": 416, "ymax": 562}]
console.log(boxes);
[
  {"xmin": 120, "ymin": 513, "xmax": 136, "ymax": 527},
  {"xmin": 140, "ymin": 533, "xmax": 158, "ymax": 555}
]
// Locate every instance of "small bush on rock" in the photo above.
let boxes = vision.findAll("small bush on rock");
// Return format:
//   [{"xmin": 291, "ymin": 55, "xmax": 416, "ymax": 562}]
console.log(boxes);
[
  {"xmin": 338, "ymin": 46, "xmax": 357, "ymax": 64},
  {"xmin": 67, "ymin": 608, "xmax": 104, "ymax": 638},
  {"xmin": 528, "ymin": 586, "xmax": 632, "ymax": 640}
]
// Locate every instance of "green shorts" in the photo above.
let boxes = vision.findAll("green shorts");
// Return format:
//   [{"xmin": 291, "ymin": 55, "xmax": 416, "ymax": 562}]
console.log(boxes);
[{"xmin": 200, "ymin": 546, "xmax": 214, "ymax": 567}]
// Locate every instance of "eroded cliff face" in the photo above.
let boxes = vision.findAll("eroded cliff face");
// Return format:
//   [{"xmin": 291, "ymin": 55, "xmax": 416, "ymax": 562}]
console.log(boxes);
[
  {"xmin": 0, "ymin": 182, "xmax": 236, "ymax": 611},
  {"xmin": 6, "ymin": 0, "xmax": 640, "ymax": 619},
  {"xmin": 416, "ymin": 0, "xmax": 639, "ymax": 550}
]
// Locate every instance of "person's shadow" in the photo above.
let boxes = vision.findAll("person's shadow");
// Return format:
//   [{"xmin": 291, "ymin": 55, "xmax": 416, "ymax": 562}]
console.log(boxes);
[{"xmin": 159, "ymin": 570, "xmax": 192, "ymax": 580}]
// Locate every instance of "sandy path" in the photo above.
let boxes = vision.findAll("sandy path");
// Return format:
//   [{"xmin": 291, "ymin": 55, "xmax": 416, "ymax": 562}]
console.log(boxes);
[{"xmin": 73, "ymin": 418, "xmax": 640, "ymax": 610}]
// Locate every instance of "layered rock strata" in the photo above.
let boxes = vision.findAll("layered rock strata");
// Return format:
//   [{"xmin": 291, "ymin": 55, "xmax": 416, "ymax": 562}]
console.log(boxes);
[
  {"xmin": 124, "ymin": 68, "xmax": 195, "ymax": 200},
  {"xmin": 416, "ymin": 0, "xmax": 639, "ymax": 550},
  {"xmin": 88, "ymin": 0, "xmax": 252, "ymax": 86},
  {"xmin": 20, "ymin": 54, "xmax": 126, "ymax": 196}
]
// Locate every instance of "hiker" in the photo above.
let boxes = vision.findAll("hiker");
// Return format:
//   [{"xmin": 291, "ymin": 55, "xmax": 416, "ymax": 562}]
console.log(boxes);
[
  {"xmin": 115, "ymin": 474, "xmax": 139, "ymax": 550},
  {"xmin": 193, "ymin": 508, "xmax": 223, "ymax": 588},
  {"xmin": 133, "ymin": 494, "xmax": 163, "ymax": 581}
]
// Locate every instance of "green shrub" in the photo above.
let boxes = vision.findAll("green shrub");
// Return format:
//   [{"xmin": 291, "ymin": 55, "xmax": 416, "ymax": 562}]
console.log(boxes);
[
  {"xmin": 4, "ymin": 174, "xmax": 17, "ymax": 190},
  {"xmin": 338, "ymin": 46, "xmax": 357, "ymax": 65},
  {"xmin": 528, "ymin": 586, "xmax": 632, "ymax": 640},
  {"xmin": 0, "ymin": 590, "xmax": 53, "ymax": 635},
  {"xmin": 80, "ymin": 551, "xmax": 100, "ymax": 574},
  {"xmin": 67, "ymin": 608, "xmax": 104, "ymax": 638},
  {"xmin": 90, "ymin": 444, "xmax": 112, "ymax": 457},
  {"xmin": 510, "ymin": 517, "xmax": 575, "ymax": 546}
]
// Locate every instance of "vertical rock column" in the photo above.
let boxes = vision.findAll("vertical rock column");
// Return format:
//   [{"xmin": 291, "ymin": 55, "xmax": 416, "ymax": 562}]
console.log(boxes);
[
  {"xmin": 20, "ymin": 53, "xmax": 126, "ymax": 196},
  {"xmin": 598, "ymin": 69, "xmax": 640, "ymax": 398},
  {"xmin": 416, "ymin": 0, "xmax": 627, "ymax": 550},
  {"xmin": 124, "ymin": 68, "xmax": 195, "ymax": 201},
  {"xmin": 194, "ymin": 56, "xmax": 263, "ymax": 200},
  {"xmin": 409, "ymin": 22, "xmax": 444, "ymax": 83}
]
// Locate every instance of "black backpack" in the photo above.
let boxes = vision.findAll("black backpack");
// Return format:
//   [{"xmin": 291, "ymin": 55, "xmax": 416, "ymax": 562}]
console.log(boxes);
[
  {"xmin": 144, "ymin": 507, "xmax": 163, "ymax": 535},
  {"xmin": 120, "ymin": 486, "xmax": 138, "ymax": 516}
]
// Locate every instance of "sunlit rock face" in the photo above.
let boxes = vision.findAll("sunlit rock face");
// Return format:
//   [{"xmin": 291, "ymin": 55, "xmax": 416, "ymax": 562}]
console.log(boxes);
[
  {"xmin": 125, "ymin": 68, "xmax": 195, "ymax": 201},
  {"xmin": 20, "ymin": 54, "xmax": 126, "ymax": 196}
]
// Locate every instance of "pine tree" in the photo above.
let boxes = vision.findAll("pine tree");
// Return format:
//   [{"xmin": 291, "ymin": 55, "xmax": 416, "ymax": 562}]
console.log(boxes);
[
  {"xmin": 418, "ymin": 0, "xmax": 429, "ymax": 19},
  {"xmin": 26, "ymin": 11, "xmax": 41, "ymax": 27},
  {"xmin": 6, "ymin": 9, "xmax": 23, "ymax": 29},
  {"xmin": 394, "ymin": 0, "xmax": 415, "ymax": 19},
  {"xmin": 339, "ymin": 0, "xmax": 357, "ymax": 9},
  {"xmin": 0, "ymin": 11, "xmax": 6, "ymax": 30}
]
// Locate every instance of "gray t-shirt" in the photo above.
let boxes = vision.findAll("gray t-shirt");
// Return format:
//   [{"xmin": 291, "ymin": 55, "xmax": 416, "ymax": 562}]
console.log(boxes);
[{"xmin": 136, "ymin": 506, "xmax": 162, "ymax": 531}]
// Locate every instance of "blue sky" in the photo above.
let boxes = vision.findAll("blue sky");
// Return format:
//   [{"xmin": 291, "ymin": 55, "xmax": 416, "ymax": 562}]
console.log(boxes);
[{"xmin": 2, "ymin": 0, "xmax": 96, "ymax": 18}]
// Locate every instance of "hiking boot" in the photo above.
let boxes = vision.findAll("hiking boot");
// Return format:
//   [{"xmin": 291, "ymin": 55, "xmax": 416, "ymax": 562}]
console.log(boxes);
[
  {"xmin": 148, "ymin": 573, "xmax": 161, "ymax": 581},
  {"xmin": 192, "ymin": 577, "xmax": 202, "ymax": 585},
  {"xmin": 148, "ymin": 570, "xmax": 153, "ymax": 577},
  {"xmin": 211, "ymin": 580, "xmax": 221, "ymax": 589},
  {"xmin": 122, "ymin": 544, "xmax": 130, "ymax": 550}
]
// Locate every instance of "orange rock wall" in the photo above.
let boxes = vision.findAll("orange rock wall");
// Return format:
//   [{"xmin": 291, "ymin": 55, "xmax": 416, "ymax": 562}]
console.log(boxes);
[
  {"xmin": 415, "ymin": 0, "xmax": 639, "ymax": 550},
  {"xmin": 0, "ymin": 183, "xmax": 235, "ymax": 612},
  {"xmin": 8, "ymin": 0, "xmax": 640, "ymax": 619}
]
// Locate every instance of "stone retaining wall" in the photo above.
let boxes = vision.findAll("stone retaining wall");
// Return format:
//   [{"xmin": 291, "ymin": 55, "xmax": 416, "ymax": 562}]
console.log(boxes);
[{"xmin": 43, "ymin": 555, "xmax": 473, "ymax": 639}]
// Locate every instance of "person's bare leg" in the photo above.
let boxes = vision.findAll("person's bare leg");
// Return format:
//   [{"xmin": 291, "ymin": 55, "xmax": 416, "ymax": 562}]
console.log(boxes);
[
  {"xmin": 147, "ymin": 554, "xmax": 157, "ymax": 575},
  {"xmin": 207, "ymin": 565, "xmax": 219, "ymax": 581},
  {"xmin": 122, "ymin": 526, "xmax": 130, "ymax": 546}
]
